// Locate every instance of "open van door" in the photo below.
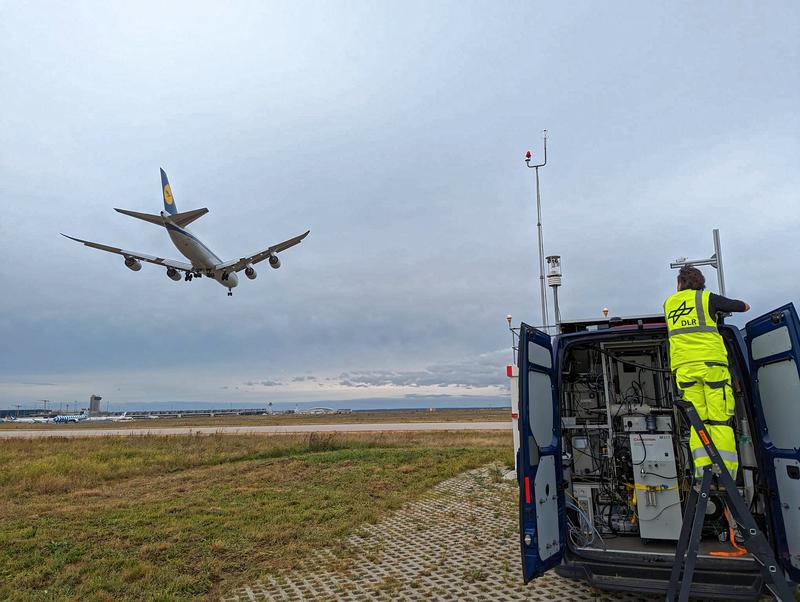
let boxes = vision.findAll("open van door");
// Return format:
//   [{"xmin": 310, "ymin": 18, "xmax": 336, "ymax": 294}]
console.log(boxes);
[
  {"xmin": 745, "ymin": 303, "xmax": 800, "ymax": 581},
  {"xmin": 517, "ymin": 323, "xmax": 565, "ymax": 582}
]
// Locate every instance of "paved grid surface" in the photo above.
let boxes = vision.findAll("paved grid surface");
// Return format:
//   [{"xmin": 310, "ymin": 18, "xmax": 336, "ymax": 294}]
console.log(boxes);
[{"xmin": 223, "ymin": 466, "xmax": 655, "ymax": 601}]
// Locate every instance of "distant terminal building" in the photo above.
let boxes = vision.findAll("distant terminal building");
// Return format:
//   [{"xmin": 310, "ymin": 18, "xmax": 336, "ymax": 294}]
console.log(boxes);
[{"xmin": 0, "ymin": 408, "xmax": 55, "ymax": 419}]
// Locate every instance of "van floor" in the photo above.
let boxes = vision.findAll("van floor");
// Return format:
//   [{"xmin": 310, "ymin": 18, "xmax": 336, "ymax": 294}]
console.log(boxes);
[{"xmin": 578, "ymin": 536, "xmax": 754, "ymax": 560}]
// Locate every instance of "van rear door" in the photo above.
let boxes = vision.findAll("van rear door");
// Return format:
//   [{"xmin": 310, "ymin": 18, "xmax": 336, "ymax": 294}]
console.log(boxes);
[
  {"xmin": 517, "ymin": 323, "xmax": 565, "ymax": 582},
  {"xmin": 745, "ymin": 303, "xmax": 800, "ymax": 580}
]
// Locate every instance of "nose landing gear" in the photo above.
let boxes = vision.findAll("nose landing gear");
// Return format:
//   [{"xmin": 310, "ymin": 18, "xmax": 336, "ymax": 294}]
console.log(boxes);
[{"xmin": 227, "ymin": 289, "xmax": 233, "ymax": 297}]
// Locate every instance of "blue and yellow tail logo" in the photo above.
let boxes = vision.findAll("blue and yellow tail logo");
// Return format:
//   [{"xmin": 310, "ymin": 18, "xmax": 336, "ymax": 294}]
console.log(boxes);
[{"xmin": 160, "ymin": 168, "xmax": 177, "ymax": 215}]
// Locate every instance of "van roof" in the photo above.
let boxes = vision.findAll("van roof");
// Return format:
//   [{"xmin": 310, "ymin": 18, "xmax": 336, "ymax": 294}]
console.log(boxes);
[{"xmin": 558, "ymin": 313, "xmax": 666, "ymax": 334}]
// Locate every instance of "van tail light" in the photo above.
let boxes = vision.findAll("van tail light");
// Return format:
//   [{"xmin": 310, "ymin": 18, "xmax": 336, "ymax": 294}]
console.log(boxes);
[{"xmin": 524, "ymin": 476, "xmax": 531, "ymax": 504}]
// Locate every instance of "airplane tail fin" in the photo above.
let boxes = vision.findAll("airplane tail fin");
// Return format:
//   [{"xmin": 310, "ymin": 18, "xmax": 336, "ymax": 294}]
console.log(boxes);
[{"xmin": 161, "ymin": 168, "xmax": 177, "ymax": 215}]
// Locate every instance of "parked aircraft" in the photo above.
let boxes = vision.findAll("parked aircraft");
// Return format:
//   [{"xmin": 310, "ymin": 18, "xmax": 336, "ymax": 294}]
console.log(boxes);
[
  {"xmin": 8, "ymin": 416, "xmax": 50, "ymax": 424},
  {"xmin": 62, "ymin": 169, "xmax": 310, "ymax": 296},
  {"xmin": 84, "ymin": 412, "xmax": 132, "ymax": 423},
  {"xmin": 52, "ymin": 410, "xmax": 89, "ymax": 424}
]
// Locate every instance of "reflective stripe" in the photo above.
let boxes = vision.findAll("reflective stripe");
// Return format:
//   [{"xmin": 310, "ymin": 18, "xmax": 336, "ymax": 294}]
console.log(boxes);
[
  {"xmin": 664, "ymin": 289, "xmax": 729, "ymax": 367},
  {"xmin": 679, "ymin": 381, "xmax": 696, "ymax": 388},
  {"xmin": 707, "ymin": 380, "xmax": 728, "ymax": 389},
  {"xmin": 704, "ymin": 419, "xmax": 732, "ymax": 426},
  {"xmin": 691, "ymin": 445, "xmax": 738, "ymax": 465},
  {"xmin": 696, "ymin": 290, "xmax": 706, "ymax": 327},
  {"xmin": 668, "ymin": 325, "xmax": 719, "ymax": 337},
  {"xmin": 705, "ymin": 361, "xmax": 728, "ymax": 368}
]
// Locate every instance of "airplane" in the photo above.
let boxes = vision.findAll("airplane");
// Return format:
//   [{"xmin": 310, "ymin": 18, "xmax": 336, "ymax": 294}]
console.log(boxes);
[
  {"xmin": 83, "ymin": 412, "xmax": 132, "ymax": 423},
  {"xmin": 8, "ymin": 416, "xmax": 50, "ymax": 424},
  {"xmin": 62, "ymin": 169, "xmax": 310, "ymax": 296},
  {"xmin": 52, "ymin": 410, "xmax": 89, "ymax": 424}
]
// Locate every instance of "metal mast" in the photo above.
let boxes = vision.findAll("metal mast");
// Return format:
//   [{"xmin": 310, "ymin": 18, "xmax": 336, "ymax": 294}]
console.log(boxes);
[
  {"xmin": 670, "ymin": 228, "xmax": 727, "ymax": 296},
  {"xmin": 525, "ymin": 130, "xmax": 549, "ymax": 331}
]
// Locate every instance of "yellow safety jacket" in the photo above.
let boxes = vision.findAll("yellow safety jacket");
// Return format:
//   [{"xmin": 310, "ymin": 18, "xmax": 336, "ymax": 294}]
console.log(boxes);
[
  {"xmin": 663, "ymin": 289, "xmax": 728, "ymax": 369},
  {"xmin": 664, "ymin": 288, "xmax": 738, "ymax": 478}
]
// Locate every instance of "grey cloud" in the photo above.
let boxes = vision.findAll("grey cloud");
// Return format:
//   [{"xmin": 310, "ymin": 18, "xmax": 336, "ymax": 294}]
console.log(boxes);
[
  {"xmin": 260, "ymin": 380, "xmax": 284, "ymax": 387},
  {"xmin": 1, "ymin": 3, "xmax": 798, "ymax": 407},
  {"xmin": 336, "ymin": 351, "xmax": 510, "ymax": 389}
]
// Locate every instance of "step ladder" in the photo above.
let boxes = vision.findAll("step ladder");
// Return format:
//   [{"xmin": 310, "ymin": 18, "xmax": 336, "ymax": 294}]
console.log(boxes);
[{"xmin": 666, "ymin": 399, "xmax": 795, "ymax": 601}]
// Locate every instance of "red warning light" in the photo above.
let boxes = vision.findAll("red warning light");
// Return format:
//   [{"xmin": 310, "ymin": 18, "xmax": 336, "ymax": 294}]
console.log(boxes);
[
  {"xmin": 506, "ymin": 365, "xmax": 514, "ymax": 377},
  {"xmin": 525, "ymin": 150, "xmax": 532, "ymax": 160}
]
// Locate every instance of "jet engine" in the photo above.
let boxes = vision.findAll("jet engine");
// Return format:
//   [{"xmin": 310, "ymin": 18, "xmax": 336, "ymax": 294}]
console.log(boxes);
[
  {"xmin": 124, "ymin": 257, "xmax": 142, "ymax": 271},
  {"xmin": 166, "ymin": 267, "xmax": 182, "ymax": 281},
  {"xmin": 245, "ymin": 265, "xmax": 257, "ymax": 280},
  {"xmin": 269, "ymin": 255, "xmax": 281, "ymax": 269}
]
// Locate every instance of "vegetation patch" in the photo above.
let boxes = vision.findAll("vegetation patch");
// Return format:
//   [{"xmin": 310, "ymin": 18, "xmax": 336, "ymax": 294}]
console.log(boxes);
[{"xmin": 0, "ymin": 431, "xmax": 511, "ymax": 600}]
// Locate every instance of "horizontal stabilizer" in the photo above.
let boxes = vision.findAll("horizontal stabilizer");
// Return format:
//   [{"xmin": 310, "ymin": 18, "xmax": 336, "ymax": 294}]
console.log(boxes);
[
  {"xmin": 170, "ymin": 207, "xmax": 209, "ymax": 227},
  {"xmin": 114, "ymin": 208, "xmax": 163, "ymax": 225},
  {"xmin": 115, "ymin": 207, "xmax": 209, "ymax": 227}
]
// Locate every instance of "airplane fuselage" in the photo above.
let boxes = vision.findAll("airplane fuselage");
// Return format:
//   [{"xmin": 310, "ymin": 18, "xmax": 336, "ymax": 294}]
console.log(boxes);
[{"xmin": 163, "ymin": 216, "xmax": 238, "ymax": 290}]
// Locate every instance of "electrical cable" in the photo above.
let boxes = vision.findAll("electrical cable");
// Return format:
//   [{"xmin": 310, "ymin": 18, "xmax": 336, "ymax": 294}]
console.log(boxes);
[
  {"xmin": 639, "ymin": 471, "xmax": 678, "ymax": 480},
  {"xmin": 631, "ymin": 433, "xmax": 647, "ymax": 466},
  {"xmin": 595, "ymin": 347, "xmax": 673, "ymax": 374},
  {"xmin": 637, "ymin": 500, "xmax": 682, "ymax": 521},
  {"xmin": 565, "ymin": 500, "xmax": 606, "ymax": 549}
]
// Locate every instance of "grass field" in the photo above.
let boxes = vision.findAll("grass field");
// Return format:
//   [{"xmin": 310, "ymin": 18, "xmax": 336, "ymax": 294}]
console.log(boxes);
[
  {"xmin": 0, "ymin": 408, "xmax": 510, "ymax": 430},
  {"xmin": 0, "ymin": 431, "xmax": 512, "ymax": 601}
]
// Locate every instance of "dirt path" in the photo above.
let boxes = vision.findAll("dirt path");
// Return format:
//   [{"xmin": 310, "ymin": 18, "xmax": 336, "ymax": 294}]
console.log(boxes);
[{"xmin": 0, "ymin": 422, "xmax": 510, "ymax": 439}]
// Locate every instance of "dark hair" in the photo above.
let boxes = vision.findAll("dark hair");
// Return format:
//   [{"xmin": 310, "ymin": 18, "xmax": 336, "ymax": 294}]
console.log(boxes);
[{"xmin": 677, "ymin": 265, "xmax": 705, "ymax": 290}]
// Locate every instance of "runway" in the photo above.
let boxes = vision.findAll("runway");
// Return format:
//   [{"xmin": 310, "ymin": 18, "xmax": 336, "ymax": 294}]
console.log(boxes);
[{"xmin": 0, "ymin": 421, "xmax": 512, "ymax": 439}]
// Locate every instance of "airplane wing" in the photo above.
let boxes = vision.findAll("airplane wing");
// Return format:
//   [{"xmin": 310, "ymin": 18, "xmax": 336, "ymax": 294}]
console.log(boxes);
[
  {"xmin": 61, "ymin": 234, "xmax": 194, "ymax": 272},
  {"xmin": 215, "ymin": 230, "xmax": 310, "ymax": 273}
]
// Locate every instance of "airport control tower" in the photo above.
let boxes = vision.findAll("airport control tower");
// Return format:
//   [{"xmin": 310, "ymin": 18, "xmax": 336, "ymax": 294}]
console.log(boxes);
[{"xmin": 89, "ymin": 394, "xmax": 102, "ymax": 415}]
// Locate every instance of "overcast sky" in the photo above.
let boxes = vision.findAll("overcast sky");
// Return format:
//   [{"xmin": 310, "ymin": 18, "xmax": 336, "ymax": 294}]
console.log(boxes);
[{"xmin": 1, "ymin": 2, "xmax": 798, "ymax": 409}]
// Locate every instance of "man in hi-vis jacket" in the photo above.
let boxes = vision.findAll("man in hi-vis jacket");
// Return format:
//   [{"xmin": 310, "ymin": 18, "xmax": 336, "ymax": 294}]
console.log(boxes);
[{"xmin": 663, "ymin": 265, "xmax": 750, "ymax": 479}]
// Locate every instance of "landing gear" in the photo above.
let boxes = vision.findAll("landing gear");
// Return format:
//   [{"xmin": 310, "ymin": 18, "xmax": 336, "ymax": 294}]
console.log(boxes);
[
  {"xmin": 221, "ymin": 271, "xmax": 229, "ymax": 282},
  {"xmin": 194, "ymin": 272, "xmax": 202, "ymax": 278},
  {"xmin": 227, "ymin": 289, "xmax": 233, "ymax": 296},
  {"xmin": 184, "ymin": 272, "xmax": 193, "ymax": 282}
]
